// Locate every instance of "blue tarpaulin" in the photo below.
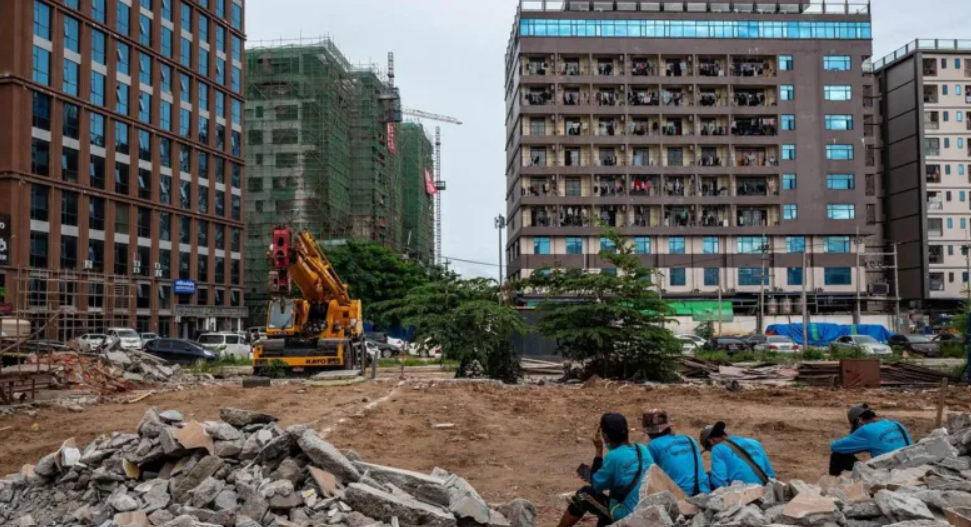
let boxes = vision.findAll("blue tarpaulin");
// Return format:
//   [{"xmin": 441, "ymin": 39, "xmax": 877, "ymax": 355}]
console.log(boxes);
[{"xmin": 765, "ymin": 323, "xmax": 893, "ymax": 347}]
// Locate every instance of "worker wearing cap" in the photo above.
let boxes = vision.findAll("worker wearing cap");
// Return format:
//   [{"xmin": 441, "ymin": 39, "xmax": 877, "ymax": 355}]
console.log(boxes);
[
  {"xmin": 700, "ymin": 422, "xmax": 776, "ymax": 490},
  {"xmin": 643, "ymin": 409, "xmax": 710, "ymax": 496},
  {"xmin": 829, "ymin": 404, "xmax": 913, "ymax": 476},
  {"xmin": 558, "ymin": 413, "xmax": 655, "ymax": 527}
]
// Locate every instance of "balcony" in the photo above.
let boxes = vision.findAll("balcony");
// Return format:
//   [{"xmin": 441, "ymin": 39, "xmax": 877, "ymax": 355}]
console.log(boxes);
[
  {"xmin": 595, "ymin": 150, "xmax": 622, "ymax": 167},
  {"xmin": 595, "ymin": 89, "xmax": 621, "ymax": 107},
  {"xmin": 523, "ymin": 59, "xmax": 549, "ymax": 76},
  {"xmin": 594, "ymin": 176, "xmax": 626, "ymax": 197},
  {"xmin": 596, "ymin": 119, "xmax": 621, "ymax": 137},
  {"xmin": 564, "ymin": 119, "xmax": 586, "ymax": 136},
  {"xmin": 699, "ymin": 119, "xmax": 729, "ymax": 136},
  {"xmin": 629, "ymin": 176, "xmax": 660, "ymax": 196},
  {"xmin": 697, "ymin": 148, "xmax": 727, "ymax": 168},
  {"xmin": 929, "ymin": 246, "xmax": 944, "ymax": 265},
  {"xmin": 732, "ymin": 117, "xmax": 778, "ymax": 137},
  {"xmin": 630, "ymin": 59, "xmax": 657, "ymax": 77},
  {"xmin": 927, "ymin": 165, "xmax": 942, "ymax": 183},
  {"xmin": 595, "ymin": 59, "xmax": 618, "ymax": 77},
  {"xmin": 595, "ymin": 206, "xmax": 623, "ymax": 227},
  {"xmin": 698, "ymin": 59, "xmax": 727, "ymax": 78},
  {"xmin": 524, "ymin": 88, "xmax": 554, "ymax": 106},
  {"xmin": 524, "ymin": 151, "xmax": 551, "ymax": 168},
  {"xmin": 699, "ymin": 177, "xmax": 730, "ymax": 197},
  {"xmin": 734, "ymin": 148, "xmax": 779, "ymax": 167},
  {"xmin": 527, "ymin": 207, "xmax": 555, "ymax": 227},
  {"xmin": 737, "ymin": 207, "xmax": 778, "ymax": 227},
  {"xmin": 923, "ymin": 86, "xmax": 938, "ymax": 104},
  {"xmin": 661, "ymin": 177, "xmax": 690, "ymax": 197},
  {"xmin": 560, "ymin": 206, "xmax": 592, "ymax": 227},
  {"xmin": 662, "ymin": 89, "xmax": 688, "ymax": 107},
  {"xmin": 664, "ymin": 59, "xmax": 690, "ymax": 77},
  {"xmin": 698, "ymin": 90, "xmax": 728, "ymax": 107},
  {"xmin": 925, "ymin": 112, "xmax": 940, "ymax": 130},
  {"xmin": 700, "ymin": 206, "xmax": 730, "ymax": 227},
  {"xmin": 661, "ymin": 119, "xmax": 691, "ymax": 136},
  {"xmin": 927, "ymin": 195, "xmax": 943, "ymax": 211},
  {"xmin": 731, "ymin": 58, "xmax": 775, "ymax": 78},
  {"xmin": 629, "ymin": 89, "xmax": 660, "ymax": 107},
  {"xmin": 736, "ymin": 177, "xmax": 778, "ymax": 197},
  {"xmin": 629, "ymin": 119, "xmax": 657, "ymax": 137},
  {"xmin": 665, "ymin": 206, "xmax": 695, "ymax": 227},
  {"xmin": 930, "ymin": 273, "xmax": 945, "ymax": 292},
  {"xmin": 631, "ymin": 205, "xmax": 658, "ymax": 227},
  {"xmin": 562, "ymin": 90, "xmax": 587, "ymax": 106},
  {"xmin": 521, "ymin": 177, "xmax": 556, "ymax": 197},
  {"xmin": 734, "ymin": 89, "xmax": 774, "ymax": 107}
]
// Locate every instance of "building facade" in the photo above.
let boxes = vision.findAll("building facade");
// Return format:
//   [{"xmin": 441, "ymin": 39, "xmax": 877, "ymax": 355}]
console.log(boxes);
[
  {"xmin": 505, "ymin": 0, "xmax": 882, "ymax": 319},
  {"xmin": 0, "ymin": 0, "xmax": 246, "ymax": 339},
  {"xmin": 873, "ymin": 40, "xmax": 971, "ymax": 307}
]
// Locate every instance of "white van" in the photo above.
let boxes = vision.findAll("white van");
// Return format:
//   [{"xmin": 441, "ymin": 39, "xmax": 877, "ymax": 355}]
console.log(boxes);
[
  {"xmin": 198, "ymin": 332, "xmax": 251, "ymax": 360},
  {"xmin": 106, "ymin": 328, "xmax": 143, "ymax": 351}
]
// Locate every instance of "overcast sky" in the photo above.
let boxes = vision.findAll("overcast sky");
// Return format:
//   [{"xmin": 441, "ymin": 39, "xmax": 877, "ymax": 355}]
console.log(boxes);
[{"xmin": 246, "ymin": 0, "xmax": 970, "ymax": 279}]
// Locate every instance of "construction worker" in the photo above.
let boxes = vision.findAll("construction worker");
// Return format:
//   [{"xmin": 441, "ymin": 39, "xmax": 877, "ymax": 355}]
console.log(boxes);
[
  {"xmin": 700, "ymin": 421, "xmax": 776, "ymax": 490},
  {"xmin": 643, "ymin": 409, "xmax": 710, "ymax": 496},
  {"xmin": 558, "ymin": 413, "xmax": 654, "ymax": 527},
  {"xmin": 829, "ymin": 403, "xmax": 913, "ymax": 476}
]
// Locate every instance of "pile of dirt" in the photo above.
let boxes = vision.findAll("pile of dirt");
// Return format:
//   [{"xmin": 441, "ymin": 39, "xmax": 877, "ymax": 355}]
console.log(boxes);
[
  {"xmin": 0, "ymin": 405, "xmax": 537, "ymax": 527},
  {"xmin": 626, "ymin": 413, "xmax": 971, "ymax": 526}
]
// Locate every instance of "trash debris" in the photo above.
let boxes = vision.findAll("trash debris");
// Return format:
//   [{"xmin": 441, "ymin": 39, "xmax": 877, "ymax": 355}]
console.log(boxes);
[{"xmin": 0, "ymin": 406, "xmax": 536, "ymax": 527}]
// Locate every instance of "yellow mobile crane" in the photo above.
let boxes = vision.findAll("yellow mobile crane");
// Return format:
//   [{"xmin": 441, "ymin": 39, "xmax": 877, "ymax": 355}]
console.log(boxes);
[{"xmin": 252, "ymin": 226, "xmax": 364, "ymax": 375}]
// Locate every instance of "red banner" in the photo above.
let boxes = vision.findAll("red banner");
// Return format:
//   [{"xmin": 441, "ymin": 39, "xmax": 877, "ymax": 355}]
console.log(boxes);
[
  {"xmin": 425, "ymin": 169, "xmax": 438, "ymax": 195},
  {"xmin": 387, "ymin": 123, "xmax": 396, "ymax": 155}
]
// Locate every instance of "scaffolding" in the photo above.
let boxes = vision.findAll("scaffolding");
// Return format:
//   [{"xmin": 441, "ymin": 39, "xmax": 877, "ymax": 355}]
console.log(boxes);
[
  {"xmin": 243, "ymin": 37, "xmax": 427, "ymax": 325},
  {"xmin": 399, "ymin": 123, "xmax": 436, "ymax": 262}
]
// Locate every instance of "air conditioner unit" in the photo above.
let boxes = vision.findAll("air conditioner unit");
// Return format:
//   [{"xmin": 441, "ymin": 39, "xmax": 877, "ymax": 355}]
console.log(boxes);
[
  {"xmin": 83, "ymin": 260, "xmax": 93, "ymax": 270},
  {"xmin": 868, "ymin": 283, "xmax": 891, "ymax": 296}
]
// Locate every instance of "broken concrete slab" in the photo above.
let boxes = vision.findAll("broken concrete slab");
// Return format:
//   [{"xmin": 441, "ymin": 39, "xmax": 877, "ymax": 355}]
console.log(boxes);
[
  {"xmin": 178, "ymin": 420, "xmax": 215, "ymax": 455},
  {"xmin": 354, "ymin": 461, "xmax": 449, "ymax": 507},
  {"xmin": 344, "ymin": 483, "xmax": 457, "ymax": 527},
  {"xmin": 218, "ymin": 408, "xmax": 278, "ymax": 428},
  {"xmin": 296, "ymin": 429, "xmax": 361, "ymax": 484}
]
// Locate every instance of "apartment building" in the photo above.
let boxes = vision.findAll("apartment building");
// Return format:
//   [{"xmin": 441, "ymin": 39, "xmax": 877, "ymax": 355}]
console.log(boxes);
[
  {"xmin": 874, "ymin": 40, "xmax": 971, "ymax": 307},
  {"xmin": 0, "ymin": 0, "xmax": 246, "ymax": 339},
  {"xmin": 504, "ymin": 0, "xmax": 881, "ymax": 318}
]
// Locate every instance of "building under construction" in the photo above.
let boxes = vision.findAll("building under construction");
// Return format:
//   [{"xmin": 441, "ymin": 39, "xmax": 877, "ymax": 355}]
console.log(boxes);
[{"xmin": 244, "ymin": 38, "xmax": 435, "ymax": 324}]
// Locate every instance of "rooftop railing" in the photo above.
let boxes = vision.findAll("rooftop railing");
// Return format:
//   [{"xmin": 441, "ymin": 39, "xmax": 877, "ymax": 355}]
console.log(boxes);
[{"xmin": 866, "ymin": 39, "xmax": 971, "ymax": 73}]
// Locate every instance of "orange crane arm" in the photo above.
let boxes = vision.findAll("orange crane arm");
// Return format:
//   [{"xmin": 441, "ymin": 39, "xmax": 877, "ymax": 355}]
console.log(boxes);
[{"xmin": 287, "ymin": 231, "xmax": 352, "ymax": 307}]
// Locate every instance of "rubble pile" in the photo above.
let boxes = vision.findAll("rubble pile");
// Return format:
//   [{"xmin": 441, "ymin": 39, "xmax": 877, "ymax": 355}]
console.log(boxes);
[
  {"xmin": 625, "ymin": 413, "xmax": 971, "ymax": 526},
  {"xmin": 101, "ymin": 350, "xmax": 183, "ymax": 385},
  {"xmin": 0, "ymin": 407, "xmax": 536, "ymax": 527},
  {"xmin": 9, "ymin": 351, "xmax": 183, "ymax": 396}
]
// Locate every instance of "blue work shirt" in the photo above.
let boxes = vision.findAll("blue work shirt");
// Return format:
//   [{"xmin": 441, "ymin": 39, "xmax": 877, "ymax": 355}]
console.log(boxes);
[
  {"xmin": 830, "ymin": 419, "xmax": 913, "ymax": 458},
  {"xmin": 592, "ymin": 444, "xmax": 655, "ymax": 520},
  {"xmin": 709, "ymin": 437, "xmax": 776, "ymax": 490},
  {"xmin": 647, "ymin": 434, "xmax": 711, "ymax": 496}
]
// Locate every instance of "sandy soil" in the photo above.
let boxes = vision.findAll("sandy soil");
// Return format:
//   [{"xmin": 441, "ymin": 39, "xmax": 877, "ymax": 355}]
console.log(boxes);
[{"xmin": 3, "ymin": 380, "xmax": 971, "ymax": 527}]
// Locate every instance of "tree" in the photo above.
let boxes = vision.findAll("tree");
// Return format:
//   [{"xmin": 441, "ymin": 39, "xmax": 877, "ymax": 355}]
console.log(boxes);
[
  {"xmin": 519, "ymin": 229, "xmax": 681, "ymax": 381},
  {"xmin": 376, "ymin": 278, "xmax": 525, "ymax": 383},
  {"xmin": 325, "ymin": 240, "xmax": 447, "ymax": 321}
]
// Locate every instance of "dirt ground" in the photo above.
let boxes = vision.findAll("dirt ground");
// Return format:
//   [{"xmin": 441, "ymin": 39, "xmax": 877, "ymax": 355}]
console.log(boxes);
[{"xmin": 3, "ymin": 380, "xmax": 971, "ymax": 527}]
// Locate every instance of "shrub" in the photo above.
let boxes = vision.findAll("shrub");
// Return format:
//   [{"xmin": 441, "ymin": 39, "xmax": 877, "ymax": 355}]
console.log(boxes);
[
  {"xmin": 800, "ymin": 347, "xmax": 826, "ymax": 361},
  {"xmin": 940, "ymin": 342, "xmax": 966, "ymax": 359},
  {"xmin": 828, "ymin": 344, "xmax": 866, "ymax": 360}
]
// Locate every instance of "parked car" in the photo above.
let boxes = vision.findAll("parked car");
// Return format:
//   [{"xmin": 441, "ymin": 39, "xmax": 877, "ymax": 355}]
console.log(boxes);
[
  {"xmin": 76, "ymin": 334, "xmax": 108, "ymax": 351},
  {"xmin": 705, "ymin": 337, "xmax": 747, "ymax": 354},
  {"xmin": 365, "ymin": 332, "xmax": 389, "ymax": 344},
  {"xmin": 933, "ymin": 333, "xmax": 965, "ymax": 343},
  {"xmin": 832, "ymin": 335, "xmax": 893, "ymax": 356},
  {"xmin": 144, "ymin": 339, "xmax": 217, "ymax": 364},
  {"xmin": 676, "ymin": 336, "xmax": 699, "ymax": 355},
  {"xmin": 741, "ymin": 334, "xmax": 768, "ymax": 350},
  {"xmin": 106, "ymin": 328, "xmax": 143, "ymax": 351},
  {"xmin": 387, "ymin": 337, "xmax": 406, "ymax": 352},
  {"xmin": 367, "ymin": 339, "xmax": 399, "ymax": 359},
  {"xmin": 888, "ymin": 334, "xmax": 940, "ymax": 357},
  {"xmin": 407, "ymin": 339, "xmax": 442, "ymax": 358},
  {"xmin": 197, "ymin": 332, "xmax": 251, "ymax": 360},
  {"xmin": 247, "ymin": 327, "xmax": 267, "ymax": 342},
  {"xmin": 676, "ymin": 334, "xmax": 707, "ymax": 348},
  {"xmin": 753, "ymin": 336, "xmax": 800, "ymax": 353},
  {"xmin": 139, "ymin": 332, "xmax": 160, "ymax": 346}
]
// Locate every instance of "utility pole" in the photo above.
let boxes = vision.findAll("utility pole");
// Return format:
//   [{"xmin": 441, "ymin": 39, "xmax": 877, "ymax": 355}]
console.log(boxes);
[
  {"xmin": 802, "ymin": 249, "xmax": 809, "ymax": 349},
  {"xmin": 717, "ymin": 280, "xmax": 723, "ymax": 336},
  {"xmin": 494, "ymin": 214, "xmax": 506, "ymax": 303},
  {"xmin": 855, "ymin": 226, "xmax": 862, "ymax": 324},
  {"xmin": 892, "ymin": 243, "xmax": 901, "ymax": 334},
  {"xmin": 758, "ymin": 231, "xmax": 768, "ymax": 333}
]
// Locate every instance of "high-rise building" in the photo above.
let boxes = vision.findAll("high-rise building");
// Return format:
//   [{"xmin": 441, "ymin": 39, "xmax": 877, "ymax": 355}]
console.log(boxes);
[
  {"xmin": 872, "ymin": 40, "xmax": 971, "ymax": 308},
  {"xmin": 505, "ymin": 0, "xmax": 880, "ymax": 320},
  {"xmin": 0, "ymin": 0, "xmax": 246, "ymax": 339},
  {"xmin": 243, "ymin": 39, "xmax": 434, "ymax": 325}
]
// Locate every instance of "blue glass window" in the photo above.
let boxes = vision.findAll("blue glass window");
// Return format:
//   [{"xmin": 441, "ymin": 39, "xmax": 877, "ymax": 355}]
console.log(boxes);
[
  {"xmin": 160, "ymin": 64, "xmax": 172, "ymax": 94},
  {"xmin": 90, "ymin": 29, "xmax": 107, "ymax": 66},
  {"xmin": 782, "ymin": 144, "xmax": 796, "ymax": 160},
  {"xmin": 565, "ymin": 237, "xmax": 582, "ymax": 255},
  {"xmin": 781, "ymin": 115, "xmax": 795, "ymax": 130},
  {"xmin": 32, "ymin": 46, "xmax": 51, "ymax": 86},
  {"xmin": 533, "ymin": 237, "xmax": 550, "ymax": 255},
  {"xmin": 160, "ymin": 100, "xmax": 172, "ymax": 131},
  {"xmin": 181, "ymin": 3, "xmax": 192, "ymax": 31},
  {"xmin": 138, "ymin": 91, "xmax": 151, "ymax": 124},
  {"xmin": 34, "ymin": 1, "xmax": 51, "ymax": 39},
  {"xmin": 180, "ymin": 37, "xmax": 192, "ymax": 67},
  {"xmin": 231, "ymin": 67, "xmax": 241, "ymax": 93},
  {"xmin": 943, "ymin": 85, "xmax": 949, "ymax": 96},
  {"xmin": 787, "ymin": 268, "xmax": 803, "ymax": 286},
  {"xmin": 823, "ymin": 55, "xmax": 851, "ymax": 71},
  {"xmin": 600, "ymin": 237, "xmax": 617, "ymax": 253},
  {"xmin": 669, "ymin": 236, "xmax": 685, "ymax": 254},
  {"xmin": 635, "ymin": 237, "xmax": 651, "ymax": 254},
  {"xmin": 116, "ymin": 83, "xmax": 130, "ymax": 115},
  {"xmin": 670, "ymin": 268, "xmax": 686, "ymax": 287},
  {"xmin": 216, "ymin": 26, "xmax": 226, "ymax": 53},
  {"xmin": 825, "ymin": 114, "xmax": 853, "ymax": 130},
  {"xmin": 216, "ymin": 91, "xmax": 225, "ymax": 117},
  {"xmin": 64, "ymin": 15, "xmax": 80, "ymax": 53},
  {"xmin": 117, "ymin": 42, "xmax": 130, "ymax": 75},
  {"xmin": 117, "ymin": 2, "xmax": 130, "ymax": 35},
  {"xmin": 180, "ymin": 73, "xmax": 191, "ymax": 102},
  {"xmin": 32, "ymin": 92, "xmax": 51, "ymax": 130},
  {"xmin": 786, "ymin": 236, "xmax": 805, "ymax": 253},
  {"xmin": 826, "ymin": 145, "xmax": 854, "ymax": 160},
  {"xmin": 231, "ymin": 99, "xmax": 241, "ymax": 124},
  {"xmin": 824, "ymin": 268, "xmax": 852, "ymax": 286},
  {"xmin": 139, "ymin": 14, "xmax": 152, "ymax": 47},
  {"xmin": 199, "ymin": 48, "xmax": 209, "ymax": 76},
  {"xmin": 231, "ymin": 164, "xmax": 240, "ymax": 189},
  {"xmin": 948, "ymin": 218, "xmax": 954, "ymax": 229},
  {"xmin": 216, "ymin": 0, "xmax": 225, "ymax": 18},
  {"xmin": 739, "ymin": 268, "xmax": 768, "ymax": 286},
  {"xmin": 737, "ymin": 236, "xmax": 767, "ymax": 254},
  {"xmin": 199, "ymin": 83, "xmax": 209, "ymax": 110},
  {"xmin": 824, "ymin": 85, "xmax": 852, "ymax": 100},
  {"xmin": 180, "ymin": 108, "xmax": 191, "ymax": 137},
  {"xmin": 827, "ymin": 204, "xmax": 855, "ymax": 219},
  {"xmin": 783, "ymin": 204, "xmax": 797, "ymax": 220},
  {"xmin": 199, "ymin": 14, "xmax": 209, "ymax": 42},
  {"xmin": 825, "ymin": 236, "xmax": 851, "ymax": 253},
  {"xmin": 162, "ymin": 0, "xmax": 172, "ymax": 21},
  {"xmin": 778, "ymin": 55, "xmax": 793, "ymax": 71},
  {"xmin": 90, "ymin": 71, "xmax": 106, "ymax": 106},
  {"xmin": 139, "ymin": 52, "xmax": 152, "ymax": 85},
  {"xmin": 63, "ymin": 59, "xmax": 80, "ymax": 96},
  {"xmin": 231, "ymin": 2, "xmax": 241, "ymax": 29},
  {"xmin": 216, "ymin": 58, "xmax": 226, "ymax": 84},
  {"xmin": 945, "ymin": 138, "xmax": 951, "ymax": 149},
  {"xmin": 702, "ymin": 237, "xmax": 719, "ymax": 254},
  {"xmin": 162, "ymin": 27, "xmax": 173, "ymax": 58},
  {"xmin": 945, "ymin": 111, "xmax": 950, "ymax": 122},
  {"xmin": 90, "ymin": 113, "xmax": 105, "ymax": 147},
  {"xmin": 780, "ymin": 85, "xmax": 794, "ymax": 100},
  {"xmin": 232, "ymin": 36, "xmax": 242, "ymax": 62},
  {"xmin": 704, "ymin": 268, "xmax": 720, "ymax": 286},
  {"xmin": 783, "ymin": 174, "xmax": 797, "ymax": 190},
  {"xmin": 519, "ymin": 19, "xmax": 871, "ymax": 40},
  {"xmin": 827, "ymin": 174, "xmax": 855, "ymax": 190}
]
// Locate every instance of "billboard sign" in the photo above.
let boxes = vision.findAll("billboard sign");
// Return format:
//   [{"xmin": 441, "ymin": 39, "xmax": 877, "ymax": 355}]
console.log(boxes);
[
  {"xmin": 174, "ymin": 279, "xmax": 197, "ymax": 295},
  {"xmin": 0, "ymin": 213, "xmax": 10, "ymax": 266}
]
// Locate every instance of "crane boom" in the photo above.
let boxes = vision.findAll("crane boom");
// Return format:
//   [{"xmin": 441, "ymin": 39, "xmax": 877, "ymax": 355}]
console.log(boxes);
[{"xmin": 401, "ymin": 108, "xmax": 463, "ymax": 126}]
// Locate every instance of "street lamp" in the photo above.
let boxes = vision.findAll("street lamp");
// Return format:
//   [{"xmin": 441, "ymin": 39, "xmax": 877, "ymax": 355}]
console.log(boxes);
[{"xmin": 494, "ymin": 215, "xmax": 506, "ymax": 289}]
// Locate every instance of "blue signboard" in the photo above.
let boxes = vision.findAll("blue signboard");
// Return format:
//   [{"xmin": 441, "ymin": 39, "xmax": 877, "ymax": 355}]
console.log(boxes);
[{"xmin": 174, "ymin": 279, "xmax": 197, "ymax": 295}]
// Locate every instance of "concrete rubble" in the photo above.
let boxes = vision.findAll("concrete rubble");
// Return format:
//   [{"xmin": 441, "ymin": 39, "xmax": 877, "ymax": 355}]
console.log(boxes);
[
  {"xmin": 630, "ymin": 412, "xmax": 971, "ymax": 526},
  {"xmin": 0, "ymin": 406, "xmax": 535, "ymax": 527}
]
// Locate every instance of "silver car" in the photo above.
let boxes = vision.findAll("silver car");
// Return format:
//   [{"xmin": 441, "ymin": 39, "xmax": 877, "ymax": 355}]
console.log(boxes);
[
  {"xmin": 754, "ymin": 336, "xmax": 800, "ymax": 353},
  {"xmin": 832, "ymin": 335, "xmax": 893, "ymax": 356}
]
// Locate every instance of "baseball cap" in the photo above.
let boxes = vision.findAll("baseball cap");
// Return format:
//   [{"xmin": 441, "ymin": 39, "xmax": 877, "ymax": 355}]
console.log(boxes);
[{"xmin": 643, "ymin": 409, "xmax": 673, "ymax": 435}]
